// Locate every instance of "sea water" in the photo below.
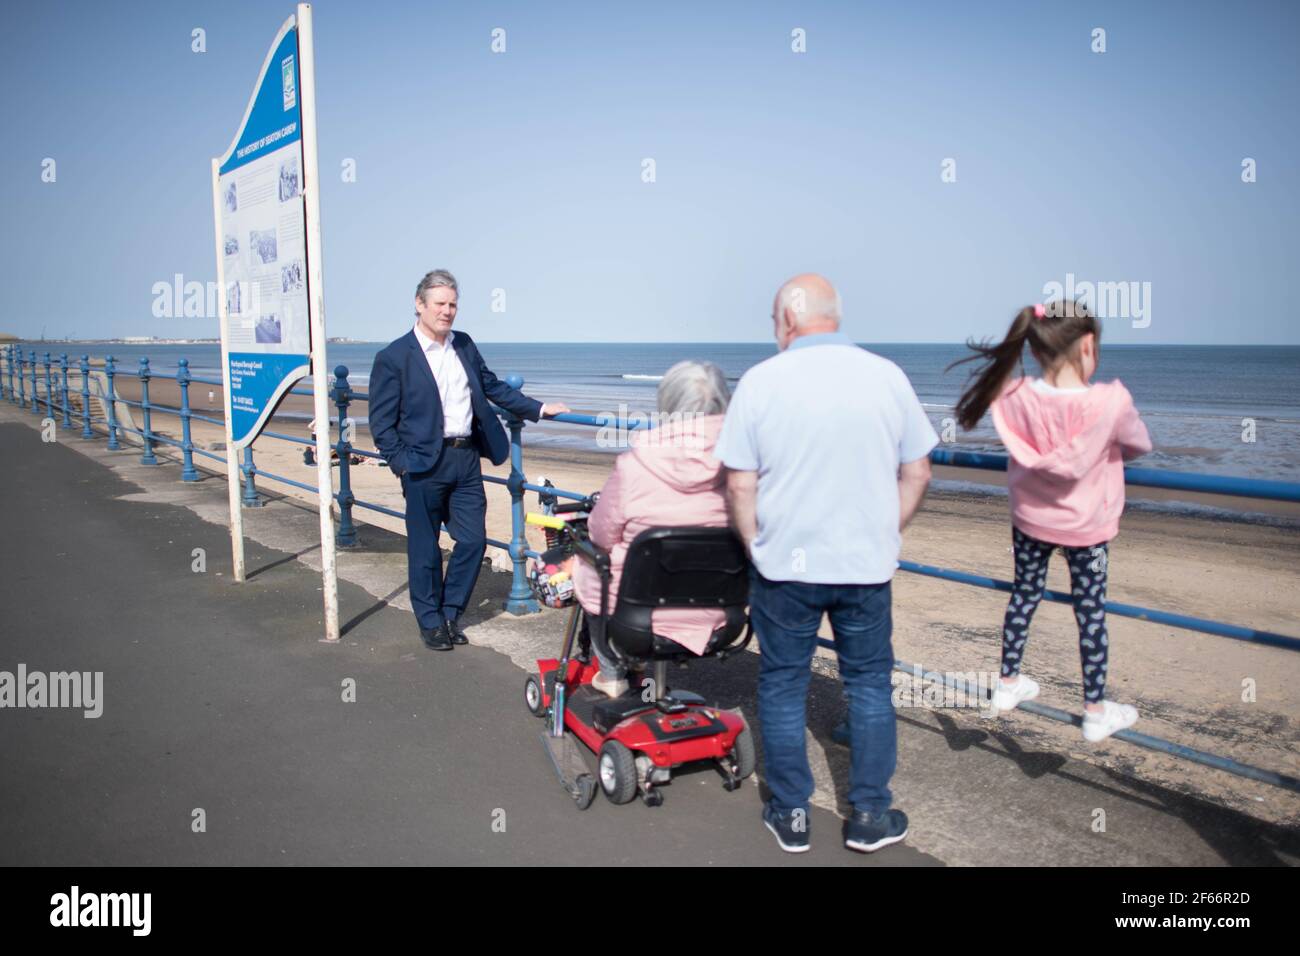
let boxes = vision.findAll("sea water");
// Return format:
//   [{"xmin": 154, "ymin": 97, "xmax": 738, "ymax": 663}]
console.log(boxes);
[{"xmin": 27, "ymin": 341, "xmax": 1299, "ymax": 482}]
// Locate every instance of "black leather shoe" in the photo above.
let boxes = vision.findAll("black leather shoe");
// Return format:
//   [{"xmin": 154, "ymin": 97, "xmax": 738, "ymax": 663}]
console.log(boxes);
[
  {"xmin": 446, "ymin": 618, "xmax": 469, "ymax": 645},
  {"xmin": 420, "ymin": 625, "xmax": 453, "ymax": 652}
]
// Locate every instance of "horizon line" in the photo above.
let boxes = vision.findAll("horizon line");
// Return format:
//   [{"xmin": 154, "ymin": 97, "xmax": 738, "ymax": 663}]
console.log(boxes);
[{"xmin": 6, "ymin": 339, "xmax": 1300, "ymax": 349}]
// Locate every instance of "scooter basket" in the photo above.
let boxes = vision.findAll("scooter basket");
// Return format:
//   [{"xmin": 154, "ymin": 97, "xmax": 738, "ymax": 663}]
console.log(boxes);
[
  {"xmin": 527, "ymin": 553, "xmax": 576, "ymax": 609},
  {"xmin": 526, "ymin": 506, "xmax": 590, "ymax": 609}
]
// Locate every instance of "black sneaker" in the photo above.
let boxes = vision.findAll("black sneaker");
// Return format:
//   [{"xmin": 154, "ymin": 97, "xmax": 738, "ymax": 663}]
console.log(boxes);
[
  {"xmin": 844, "ymin": 808, "xmax": 908, "ymax": 853},
  {"xmin": 763, "ymin": 803, "xmax": 811, "ymax": 854}
]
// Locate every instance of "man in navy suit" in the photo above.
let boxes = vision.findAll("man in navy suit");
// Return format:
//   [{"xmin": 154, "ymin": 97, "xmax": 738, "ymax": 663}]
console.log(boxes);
[{"xmin": 369, "ymin": 270, "xmax": 569, "ymax": 651}]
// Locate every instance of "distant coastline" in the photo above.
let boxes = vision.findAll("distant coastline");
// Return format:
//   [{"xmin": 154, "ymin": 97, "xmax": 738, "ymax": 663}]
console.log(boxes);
[
  {"xmin": 6, "ymin": 336, "xmax": 366, "ymax": 345},
  {"xmin": 9, "ymin": 339, "xmax": 1300, "ymax": 348}
]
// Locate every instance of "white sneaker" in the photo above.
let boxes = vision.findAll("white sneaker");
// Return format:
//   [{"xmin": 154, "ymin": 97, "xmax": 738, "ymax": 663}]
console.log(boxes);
[
  {"xmin": 591, "ymin": 671, "xmax": 629, "ymax": 699},
  {"xmin": 990, "ymin": 675, "xmax": 1040, "ymax": 713},
  {"xmin": 1082, "ymin": 700, "xmax": 1138, "ymax": 742}
]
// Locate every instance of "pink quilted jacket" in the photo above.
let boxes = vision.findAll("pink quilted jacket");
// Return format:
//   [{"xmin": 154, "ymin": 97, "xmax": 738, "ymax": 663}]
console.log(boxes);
[
  {"xmin": 572, "ymin": 414, "xmax": 728, "ymax": 655},
  {"xmin": 991, "ymin": 378, "xmax": 1152, "ymax": 547}
]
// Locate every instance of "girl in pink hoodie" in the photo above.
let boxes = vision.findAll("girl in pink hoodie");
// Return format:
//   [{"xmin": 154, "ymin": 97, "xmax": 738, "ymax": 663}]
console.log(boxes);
[
  {"xmin": 571, "ymin": 361, "xmax": 733, "ymax": 698},
  {"xmin": 951, "ymin": 301, "xmax": 1152, "ymax": 741}
]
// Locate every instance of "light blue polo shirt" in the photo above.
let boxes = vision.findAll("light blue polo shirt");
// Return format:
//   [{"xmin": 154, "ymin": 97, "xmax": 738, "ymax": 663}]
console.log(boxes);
[{"xmin": 714, "ymin": 332, "xmax": 938, "ymax": 584}]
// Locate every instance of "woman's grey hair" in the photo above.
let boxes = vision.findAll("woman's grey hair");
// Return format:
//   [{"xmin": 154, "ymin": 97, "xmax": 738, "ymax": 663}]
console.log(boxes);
[
  {"xmin": 657, "ymin": 360, "xmax": 730, "ymax": 416},
  {"xmin": 414, "ymin": 269, "xmax": 458, "ymax": 317}
]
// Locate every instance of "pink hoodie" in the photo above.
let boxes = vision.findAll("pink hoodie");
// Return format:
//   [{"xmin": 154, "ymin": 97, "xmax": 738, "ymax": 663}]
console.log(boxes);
[
  {"xmin": 991, "ymin": 378, "xmax": 1152, "ymax": 547},
  {"xmin": 572, "ymin": 414, "xmax": 728, "ymax": 655}
]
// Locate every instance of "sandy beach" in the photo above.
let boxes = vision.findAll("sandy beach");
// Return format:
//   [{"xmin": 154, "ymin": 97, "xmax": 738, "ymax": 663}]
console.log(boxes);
[{"xmin": 67, "ymin": 371, "xmax": 1300, "ymax": 826}]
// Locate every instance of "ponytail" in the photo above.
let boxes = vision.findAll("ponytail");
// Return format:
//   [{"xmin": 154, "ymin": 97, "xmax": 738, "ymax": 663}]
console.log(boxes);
[
  {"xmin": 949, "ymin": 306, "xmax": 1036, "ymax": 430},
  {"xmin": 949, "ymin": 300, "xmax": 1102, "ymax": 430}
]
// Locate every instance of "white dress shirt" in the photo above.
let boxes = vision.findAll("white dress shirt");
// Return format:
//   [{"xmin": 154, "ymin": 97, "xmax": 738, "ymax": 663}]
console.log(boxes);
[{"xmin": 412, "ymin": 324, "xmax": 473, "ymax": 438}]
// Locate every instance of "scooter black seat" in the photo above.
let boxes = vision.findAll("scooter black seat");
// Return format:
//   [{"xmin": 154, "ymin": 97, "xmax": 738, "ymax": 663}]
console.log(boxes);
[{"xmin": 587, "ymin": 527, "xmax": 752, "ymax": 668}]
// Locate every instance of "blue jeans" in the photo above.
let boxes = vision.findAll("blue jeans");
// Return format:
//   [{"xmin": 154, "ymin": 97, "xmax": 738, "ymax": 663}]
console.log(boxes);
[{"xmin": 750, "ymin": 568, "xmax": 896, "ymax": 816}]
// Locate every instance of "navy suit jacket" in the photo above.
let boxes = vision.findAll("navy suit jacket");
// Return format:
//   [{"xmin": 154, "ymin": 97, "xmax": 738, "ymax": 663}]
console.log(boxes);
[{"xmin": 368, "ymin": 329, "xmax": 542, "ymax": 476}]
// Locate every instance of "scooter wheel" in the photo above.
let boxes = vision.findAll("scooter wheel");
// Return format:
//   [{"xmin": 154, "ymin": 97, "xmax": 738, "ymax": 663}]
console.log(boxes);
[
  {"xmin": 523, "ymin": 674, "xmax": 547, "ymax": 718},
  {"xmin": 574, "ymin": 774, "xmax": 597, "ymax": 810},
  {"xmin": 597, "ymin": 740, "xmax": 638, "ymax": 804},
  {"xmin": 732, "ymin": 726, "xmax": 756, "ymax": 780}
]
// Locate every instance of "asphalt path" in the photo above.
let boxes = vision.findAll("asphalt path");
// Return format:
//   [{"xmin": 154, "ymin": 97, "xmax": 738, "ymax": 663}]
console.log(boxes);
[{"xmin": 0, "ymin": 422, "xmax": 938, "ymax": 866}]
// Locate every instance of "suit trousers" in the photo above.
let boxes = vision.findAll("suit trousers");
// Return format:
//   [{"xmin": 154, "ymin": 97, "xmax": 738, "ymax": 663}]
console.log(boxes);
[{"xmin": 402, "ymin": 445, "xmax": 488, "ymax": 629}]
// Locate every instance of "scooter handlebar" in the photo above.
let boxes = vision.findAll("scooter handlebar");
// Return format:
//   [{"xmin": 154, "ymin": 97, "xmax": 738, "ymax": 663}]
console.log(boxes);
[
  {"xmin": 526, "ymin": 513, "xmax": 567, "ymax": 530},
  {"xmin": 552, "ymin": 493, "xmax": 598, "ymax": 515}
]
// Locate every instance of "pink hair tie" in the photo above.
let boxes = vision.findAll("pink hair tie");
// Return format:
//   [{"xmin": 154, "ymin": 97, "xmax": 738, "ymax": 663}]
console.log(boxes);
[{"xmin": 1032, "ymin": 303, "xmax": 1046, "ymax": 320}]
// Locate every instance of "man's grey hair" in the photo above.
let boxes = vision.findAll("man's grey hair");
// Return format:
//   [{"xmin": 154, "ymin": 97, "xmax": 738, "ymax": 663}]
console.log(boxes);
[
  {"xmin": 657, "ymin": 360, "xmax": 730, "ymax": 416},
  {"xmin": 414, "ymin": 269, "xmax": 458, "ymax": 317},
  {"xmin": 776, "ymin": 282, "xmax": 842, "ymax": 328}
]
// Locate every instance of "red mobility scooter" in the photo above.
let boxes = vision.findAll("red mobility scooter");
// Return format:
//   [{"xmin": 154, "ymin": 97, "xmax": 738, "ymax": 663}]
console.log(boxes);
[{"xmin": 523, "ymin": 496, "xmax": 755, "ymax": 808}]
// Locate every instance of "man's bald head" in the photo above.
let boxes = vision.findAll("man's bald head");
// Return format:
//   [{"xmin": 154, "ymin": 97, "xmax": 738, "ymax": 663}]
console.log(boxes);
[{"xmin": 772, "ymin": 273, "xmax": 842, "ymax": 349}]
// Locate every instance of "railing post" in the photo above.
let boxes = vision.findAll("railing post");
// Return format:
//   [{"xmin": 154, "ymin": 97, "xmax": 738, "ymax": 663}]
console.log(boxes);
[
  {"xmin": 30, "ymin": 350, "xmax": 40, "ymax": 414},
  {"xmin": 177, "ymin": 358, "xmax": 199, "ymax": 481},
  {"xmin": 138, "ymin": 357, "xmax": 158, "ymax": 465},
  {"xmin": 104, "ymin": 355, "xmax": 121, "ymax": 450},
  {"xmin": 58, "ymin": 354, "xmax": 72, "ymax": 428},
  {"xmin": 17, "ymin": 349, "xmax": 26, "ymax": 406},
  {"xmin": 1, "ymin": 345, "xmax": 8, "ymax": 401},
  {"xmin": 332, "ymin": 365, "xmax": 358, "ymax": 547},
  {"xmin": 241, "ymin": 445, "xmax": 264, "ymax": 507},
  {"xmin": 79, "ymin": 355, "xmax": 93, "ymax": 439},
  {"xmin": 42, "ymin": 353, "xmax": 54, "ymax": 420},
  {"xmin": 503, "ymin": 373, "xmax": 540, "ymax": 615}
]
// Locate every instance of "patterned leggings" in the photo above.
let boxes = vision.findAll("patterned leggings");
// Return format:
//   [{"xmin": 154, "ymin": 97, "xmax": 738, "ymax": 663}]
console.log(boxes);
[{"xmin": 1001, "ymin": 527, "xmax": 1110, "ymax": 703}]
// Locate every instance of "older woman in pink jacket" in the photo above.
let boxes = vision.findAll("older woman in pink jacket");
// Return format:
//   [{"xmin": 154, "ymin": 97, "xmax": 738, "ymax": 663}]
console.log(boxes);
[{"xmin": 573, "ymin": 360, "xmax": 732, "ymax": 697}]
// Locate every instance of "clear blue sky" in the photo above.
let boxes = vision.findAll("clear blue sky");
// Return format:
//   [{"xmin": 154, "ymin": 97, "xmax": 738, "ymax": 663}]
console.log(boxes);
[{"xmin": 2, "ymin": 0, "xmax": 1296, "ymax": 344}]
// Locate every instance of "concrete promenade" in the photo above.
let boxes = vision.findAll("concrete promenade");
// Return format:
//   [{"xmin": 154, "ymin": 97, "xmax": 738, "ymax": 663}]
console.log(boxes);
[{"xmin": 0, "ymin": 405, "xmax": 1295, "ymax": 866}]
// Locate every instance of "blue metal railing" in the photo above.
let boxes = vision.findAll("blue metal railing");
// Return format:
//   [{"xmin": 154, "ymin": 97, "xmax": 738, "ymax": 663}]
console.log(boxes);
[
  {"xmin": 896, "ymin": 561, "xmax": 1300, "ymax": 652},
  {"xmin": 929, "ymin": 447, "xmax": 1300, "ymax": 504},
  {"xmin": 2, "ymin": 341, "xmax": 1298, "ymax": 793},
  {"xmin": 873, "ymin": 660, "xmax": 1298, "ymax": 791}
]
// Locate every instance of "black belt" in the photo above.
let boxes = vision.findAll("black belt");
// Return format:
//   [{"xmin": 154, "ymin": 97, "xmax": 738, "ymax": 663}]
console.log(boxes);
[{"xmin": 443, "ymin": 436, "xmax": 474, "ymax": 448}]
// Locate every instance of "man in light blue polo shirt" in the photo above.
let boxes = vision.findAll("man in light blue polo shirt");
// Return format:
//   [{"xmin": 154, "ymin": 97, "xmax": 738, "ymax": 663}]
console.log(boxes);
[{"xmin": 715, "ymin": 273, "xmax": 936, "ymax": 855}]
